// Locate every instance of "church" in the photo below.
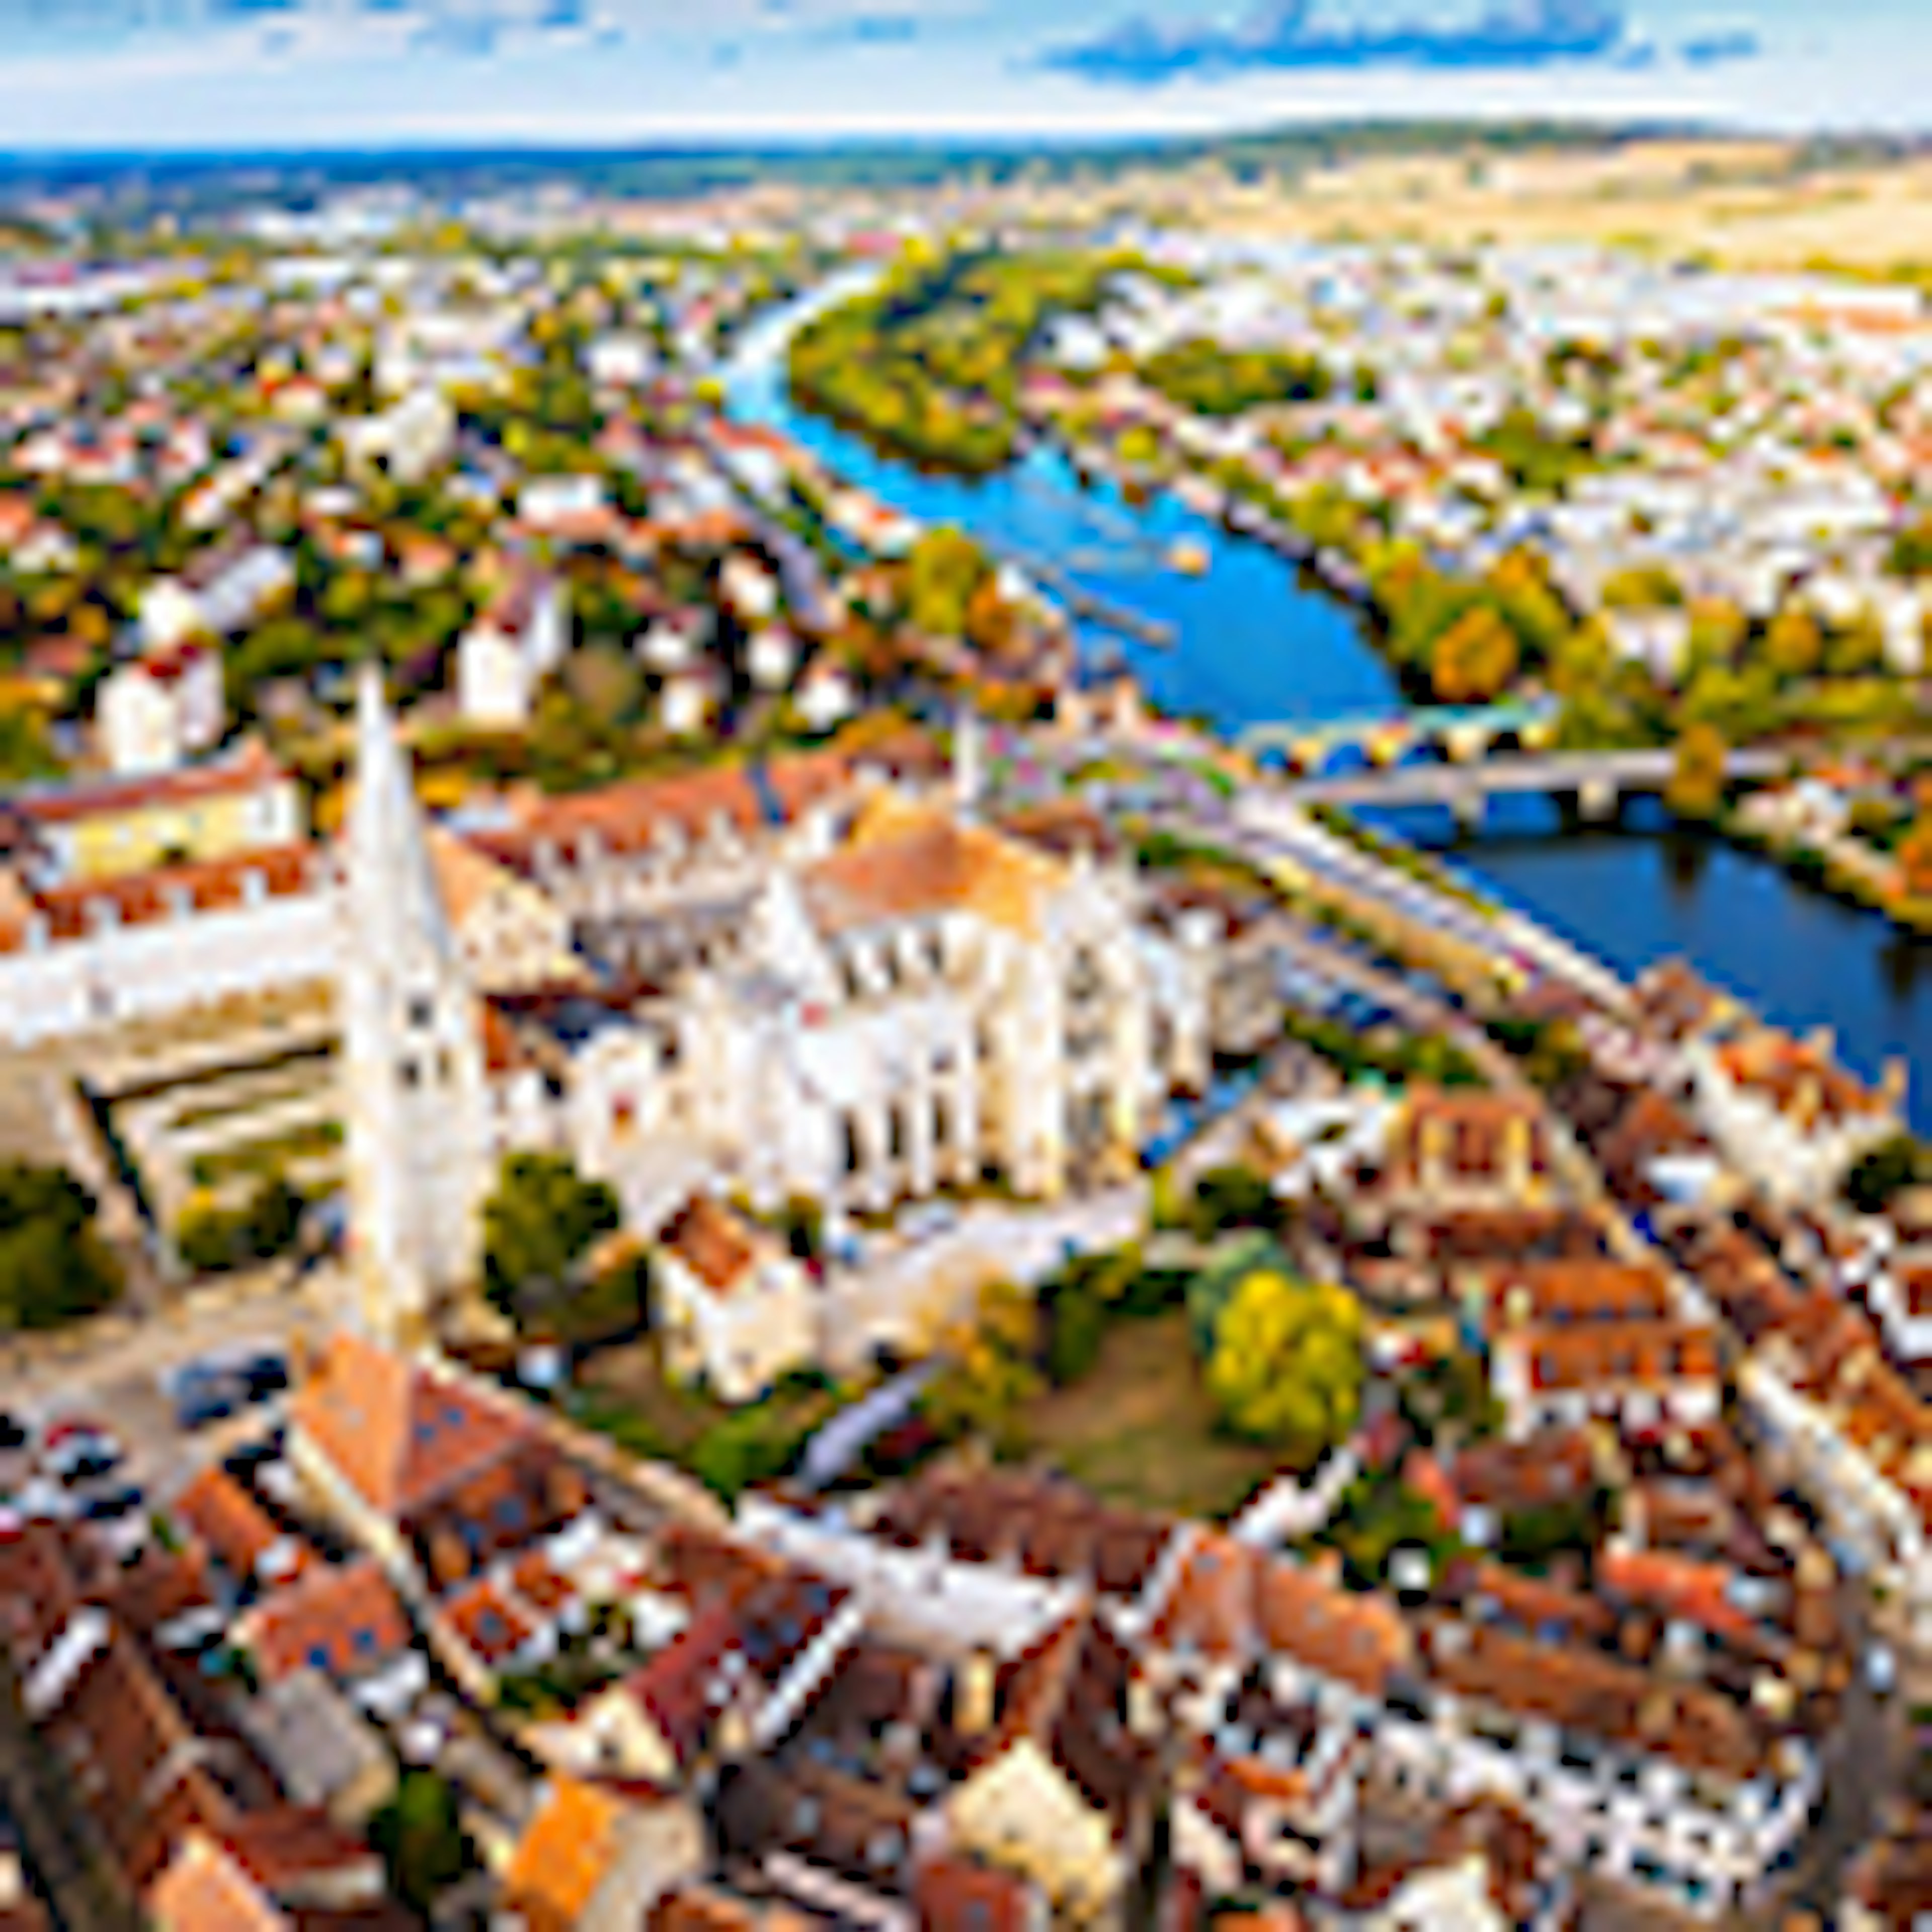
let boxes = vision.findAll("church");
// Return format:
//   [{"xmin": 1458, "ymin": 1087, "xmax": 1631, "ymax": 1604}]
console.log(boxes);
[{"xmin": 342, "ymin": 668, "xmax": 1219, "ymax": 1345}]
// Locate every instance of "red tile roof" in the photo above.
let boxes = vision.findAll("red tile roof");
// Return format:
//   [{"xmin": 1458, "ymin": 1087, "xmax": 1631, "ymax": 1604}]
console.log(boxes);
[
  {"xmin": 290, "ymin": 1333, "xmax": 537, "ymax": 1525},
  {"xmin": 239, "ymin": 1559, "xmax": 414, "ymax": 1685},
  {"xmin": 171, "ymin": 1468, "xmax": 312, "ymax": 1590},
  {"xmin": 442, "ymin": 1576, "xmax": 538, "ymax": 1668},
  {"xmin": 18, "ymin": 739, "xmax": 289, "ymax": 829}
]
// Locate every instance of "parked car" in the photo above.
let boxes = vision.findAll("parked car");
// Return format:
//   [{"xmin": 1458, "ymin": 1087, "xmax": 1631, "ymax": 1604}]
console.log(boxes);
[
  {"xmin": 44, "ymin": 1423, "xmax": 124, "ymax": 1483},
  {"xmin": 236, "ymin": 1351, "xmax": 289, "ymax": 1400},
  {"xmin": 174, "ymin": 1374, "xmax": 243, "ymax": 1432},
  {"xmin": 78, "ymin": 1483, "xmax": 143, "ymax": 1523}
]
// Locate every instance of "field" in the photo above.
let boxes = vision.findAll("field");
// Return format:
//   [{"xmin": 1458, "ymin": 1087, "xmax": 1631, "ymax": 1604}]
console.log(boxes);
[
  {"xmin": 1122, "ymin": 141, "xmax": 1932, "ymax": 273},
  {"xmin": 1020, "ymin": 1309, "xmax": 1280, "ymax": 1521}
]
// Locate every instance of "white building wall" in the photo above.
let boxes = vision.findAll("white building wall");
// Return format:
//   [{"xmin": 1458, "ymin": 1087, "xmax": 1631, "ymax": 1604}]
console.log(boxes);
[{"xmin": 0, "ymin": 885, "xmax": 338, "ymax": 1045}]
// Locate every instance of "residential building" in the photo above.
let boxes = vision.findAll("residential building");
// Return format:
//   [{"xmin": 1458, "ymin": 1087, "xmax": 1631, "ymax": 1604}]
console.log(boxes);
[
  {"xmin": 96, "ymin": 643, "xmax": 224, "ymax": 774},
  {"xmin": 655, "ymin": 1192, "xmax": 821, "ymax": 1403},
  {"xmin": 457, "ymin": 569, "xmax": 570, "ymax": 728}
]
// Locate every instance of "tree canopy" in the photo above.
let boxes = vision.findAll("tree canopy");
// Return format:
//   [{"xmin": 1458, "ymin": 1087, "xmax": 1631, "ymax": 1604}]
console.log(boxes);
[
  {"xmin": 1203, "ymin": 1268, "xmax": 1364, "ymax": 1467},
  {"xmin": 482, "ymin": 1152, "xmax": 621, "ymax": 1318},
  {"xmin": 0, "ymin": 1162, "xmax": 123, "ymax": 1333}
]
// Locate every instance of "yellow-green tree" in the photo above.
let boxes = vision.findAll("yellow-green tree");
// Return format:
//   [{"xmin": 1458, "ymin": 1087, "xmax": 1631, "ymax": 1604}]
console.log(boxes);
[
  {"xmin": 908, "ymin": 527, "xmax": 990, "ymax": 638},
  {"xmin": 1666, "ymin": 721, "xmax": 1729, "ymax": 820},
  {"xmin": 1204, "ymin": 1270, "xmax": 1364, "ymax": 1466},
  {"xmin": 922, "ymin": 1278, "xmax": 1042, "ymax": 1456},
  {"xmin": 1430, "ymin": 606, "xmax": 1519, "ymax": 704},
  {"xmin": 1764, "ymin": 605, "xmax": 1823, "ymax": 681}
]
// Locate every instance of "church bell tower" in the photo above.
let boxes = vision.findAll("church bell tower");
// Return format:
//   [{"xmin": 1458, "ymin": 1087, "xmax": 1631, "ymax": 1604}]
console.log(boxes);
[{"xmin": 342, "ymin": 665, "xmax": 491, "ymax": 1343}]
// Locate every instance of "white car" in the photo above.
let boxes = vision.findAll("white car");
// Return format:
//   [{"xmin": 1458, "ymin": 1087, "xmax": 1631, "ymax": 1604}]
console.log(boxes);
[{"xmin": 1866, "ymin": 1644, "xmax": 1898, "ymax": 1698}]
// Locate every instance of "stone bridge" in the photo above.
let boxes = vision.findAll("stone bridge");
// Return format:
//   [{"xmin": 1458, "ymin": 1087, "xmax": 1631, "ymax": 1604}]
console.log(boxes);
[{"xmin": 1282, "ymin": 746, "xmax": 1787, "ymax": 822}]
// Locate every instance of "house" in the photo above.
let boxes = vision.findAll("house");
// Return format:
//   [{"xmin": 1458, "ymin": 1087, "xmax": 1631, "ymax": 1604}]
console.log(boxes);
[
  {"xmin": 1378, "ymin": 1089, "xmax": 1554, "ymax": 1216},
  {"xmin": 1344, "ymin": 1800, "xmax": 1575, "ymax": 1930},
  {"xmin": 655, "ymin": 1193, "xmax": 820, "ymax": 1404},
  {"xmin": 14, "ymin": 738, "xmax": 302, "ymax": 883},
  {"xmin": 234, "ymin": 1557, "xmax": 418, "ymax": 1695},
  {"xmin": 1475, "ymin": 1260, "xmax": 1722, "ymax": 1439},
  {"xmin": 139, "ymin": 542, "xmax": 294, "ymax": 652},
  {"xmin": 339, "ymin": 387, "xmax": 455, "ymax": 486},
  {"xmin": 0, "ymin": 839, "xmax": 335, "ymax": 1045},
  {"xmin": 457, "ymin": 569, "xmax": 570, "ymax": 728},
  {"xmin": 945, "ymin": 1607, "xmax": 1157, "ymax": 1927},
  {"xmin": 552, "ymin": 1562, "xmax": 859, "ymax": 1785},
  {"xmin": 170, "ymin": 1466, "xmax": 313, "ymax": 1599},
  {"xmin": 439, "ymin": 1573, "xmax": 557, "ymax": 1695},
  {"xmin": 96, "ymin": 643, "xmax": 224, "ymax": 774},
  {"xmin": 241, "ymin": 1669, "xmax": 400, "ymax": 1827},
  {"xmin": 1372, "ymin": 1613, "xmax": 1818, "ymax": 1922},
  {"xmin": 1686, "ymin": 1026, "xmax": 1904, "ymax": 1206},
  {"xmin": 288, "ymin": 1331, "xmax": 585, "ymax": 1598},
  {"xmin": 503, "ymin": 1776, "xmax": 705, "ymax": 1932}
]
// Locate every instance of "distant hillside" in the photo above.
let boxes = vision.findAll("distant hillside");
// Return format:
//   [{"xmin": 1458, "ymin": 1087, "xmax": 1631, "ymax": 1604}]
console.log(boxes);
[{"xmin": 0, "ymin": 117, "xmax": 1730, "ymax": 208}]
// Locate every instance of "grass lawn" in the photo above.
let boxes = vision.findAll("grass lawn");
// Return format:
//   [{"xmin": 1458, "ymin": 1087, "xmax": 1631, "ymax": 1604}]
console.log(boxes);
[
  {"xmin": 1021, "ymin": 1309, "xmax": 1281, "ymax": 1521},
  {"xmin": 574, "ymin": 1340, "xmax": 735, "ymax": 1459}
]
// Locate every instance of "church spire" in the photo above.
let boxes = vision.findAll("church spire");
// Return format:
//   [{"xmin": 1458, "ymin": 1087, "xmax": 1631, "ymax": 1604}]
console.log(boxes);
[
  {"xmin": 349, "ymin": 663, "xmax": 456, "ymax": 965},
  {"xmin": 342, "ymin": 662, "xmax": 490, "ymax": 1346}
]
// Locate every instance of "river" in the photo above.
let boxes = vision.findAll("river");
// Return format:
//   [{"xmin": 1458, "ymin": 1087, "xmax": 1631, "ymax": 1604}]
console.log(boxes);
[{"xmin": 724, "ymin": 289, "xmax": 1932, "ymax": 1132}]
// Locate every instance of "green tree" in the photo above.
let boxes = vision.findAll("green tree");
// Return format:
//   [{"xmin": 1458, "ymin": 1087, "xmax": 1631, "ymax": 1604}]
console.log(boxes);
[
  {"xmin": 1845, "ymin": 1135, "xmax": 1927, "ymax": 1215},
  {"xmin": 482, "ymin": 1152, "xmax": 620, "ymax": 1320},
  {"xmin": 371, "ymin": 1773, "xmax": 470, "ymax": 1914},
  {"xmin": 1205, "ymin": 1270, "xmax": 1364, "ymax": 1465},
  {"xmin": 1189, "ymin": 1164, "xmax": 1277, "ymax": 1239},
  {"xmin": 1666, "ymin": 721, "xmax": 1729, "ymax": 820},
  {"xmin": 0, "ymin": 1163, "xmax": 122, "ymax": 1333}
]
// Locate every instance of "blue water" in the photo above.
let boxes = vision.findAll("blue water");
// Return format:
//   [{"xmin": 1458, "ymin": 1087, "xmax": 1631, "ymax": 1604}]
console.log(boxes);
[
  {"xmin": 727, "ymin": 311, "xmax": 1399, "ymax": 735},
  {"xmin": 1375, "ymin": 797, "xmax": 1932, "ymax": 1126},
  {"xmin": 728, "ymin": 291, "xmax": 1932, "ymax": 1131}
]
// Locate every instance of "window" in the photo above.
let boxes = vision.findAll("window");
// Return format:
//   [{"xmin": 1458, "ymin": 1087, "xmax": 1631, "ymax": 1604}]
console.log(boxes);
[
  {"xmin": 408, "ymin": 995, "xmax": 433, "ymax": 1030},
  {"xmin": 308, "ymin": 1643, "xmax": 332, "ymax": 1673}
]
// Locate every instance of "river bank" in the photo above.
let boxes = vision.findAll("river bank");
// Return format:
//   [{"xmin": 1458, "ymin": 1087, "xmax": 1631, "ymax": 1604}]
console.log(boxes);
[{"xmin": 723, "ymin": 279, "xmax": 1932, "ymax": 1130}]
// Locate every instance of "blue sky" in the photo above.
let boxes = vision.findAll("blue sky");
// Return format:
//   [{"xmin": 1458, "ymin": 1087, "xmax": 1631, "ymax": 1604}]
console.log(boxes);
[{"xmin": 0, "ymin": 0, "xmax": 1912, "ymax": 149}]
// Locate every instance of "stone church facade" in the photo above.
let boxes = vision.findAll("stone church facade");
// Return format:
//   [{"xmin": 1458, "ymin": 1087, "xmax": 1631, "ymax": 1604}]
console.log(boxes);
[{"xmin": 343, "ymin": 683, "xmax": 1215, "ymax": 1341}]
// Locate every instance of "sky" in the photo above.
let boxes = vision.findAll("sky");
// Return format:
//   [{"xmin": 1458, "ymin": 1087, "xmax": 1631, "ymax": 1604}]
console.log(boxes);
[{"xmin": 0, "ymin": 0, "xmax": 1915, "ymax": 151}]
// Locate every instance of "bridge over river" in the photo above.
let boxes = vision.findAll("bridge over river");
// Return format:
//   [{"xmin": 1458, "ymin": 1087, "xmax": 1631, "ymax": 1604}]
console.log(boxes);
[{"xmin": 1284, "ymin": 746, "xmax": 1788, "ymax": 819}]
